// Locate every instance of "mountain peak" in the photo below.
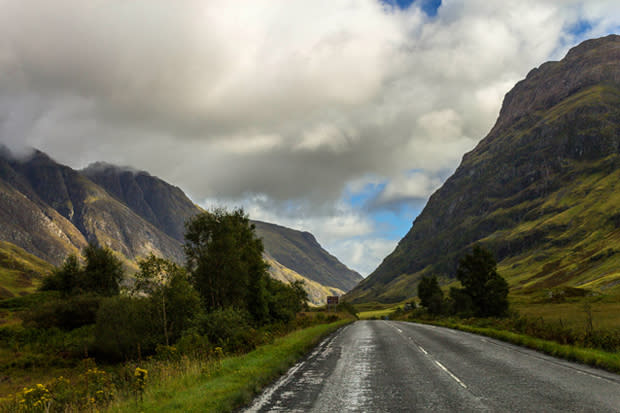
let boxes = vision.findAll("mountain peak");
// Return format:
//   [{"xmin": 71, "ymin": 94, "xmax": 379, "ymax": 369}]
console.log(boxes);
[{"xmin": 492, "ymin": 34, "xmax": 620, "ymax": 137}]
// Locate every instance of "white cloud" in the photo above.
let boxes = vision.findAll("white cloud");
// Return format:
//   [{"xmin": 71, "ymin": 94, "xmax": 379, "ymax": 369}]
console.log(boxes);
[{"xmin": 377, "ymin": 170, "xmax": 443, "ymax": 205}]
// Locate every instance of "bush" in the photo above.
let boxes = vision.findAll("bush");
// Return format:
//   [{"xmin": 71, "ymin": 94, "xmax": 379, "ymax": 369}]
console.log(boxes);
[
  {"xmin": 94, "ymin": 296, "xmax": 161, "ymax": 361},
  {"xmin": 21, "ymin": 294, "xmax": 102, "ymax": 330},
  {"xmin": 194, "ymin": 307, "xmax": 258, "ymax": 353}
]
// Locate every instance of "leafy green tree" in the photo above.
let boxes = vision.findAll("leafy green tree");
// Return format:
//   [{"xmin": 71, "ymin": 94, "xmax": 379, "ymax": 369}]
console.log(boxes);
[
  {"xmin": 81, "ymin": 243, "xmax": 124, "ymax": 296},
  {"xmin": 184, "ymin": 208, "xmax": 270, "ymax": 323},
  {"xmin": 41, "ymin": 244, "xmax": 123, "ymax": 296},
  {"xmin": 455, "ymin": 245, "xmax": 509, "ymax": 317},
  {"xmin": 41, "ymin": 254, "xmax": 82, "ymax": 296},
  {"xmin": 417, "ymin": 275, "xmax": 444, "ymax": 315},
  {"xmin": 448, "ymin": 286, "xmax": 474, "ymax": 317},
  {"xmin": 265, "ymin": 278, "xmax": 307, "ymax": 323},
  {"xmin": 133, "ymin": 254, "xmax": 201, "ymax": 345}
]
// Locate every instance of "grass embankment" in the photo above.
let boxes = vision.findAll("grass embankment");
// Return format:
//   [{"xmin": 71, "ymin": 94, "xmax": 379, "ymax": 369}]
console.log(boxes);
[
  {"xmin": 355, "ymin": 302, "xmax": 399, "ymax": 320},
  {"xmin": 107, "ymin": 320, "xmax": 350, "ymax": 413},
  {"xmin": 409, "ymin": 316, "xmax": 620, "ymax": 374},
  {"xmin": 358, "ymin": 308, "xmax": 396, "ymax": 320}
]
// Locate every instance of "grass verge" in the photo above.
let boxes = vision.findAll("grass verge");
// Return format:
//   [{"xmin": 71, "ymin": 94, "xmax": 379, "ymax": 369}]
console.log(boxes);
[
  {"xmin": 358, "ymin": 308, "xmax": 396, "ymax": 320},
  {"xmin": 412, "ymin": 318, "xmax": 620, "ymax": 374},
  {"xmin": 107, "ymin": 320, "xmax": 351, "ymax": 413}
]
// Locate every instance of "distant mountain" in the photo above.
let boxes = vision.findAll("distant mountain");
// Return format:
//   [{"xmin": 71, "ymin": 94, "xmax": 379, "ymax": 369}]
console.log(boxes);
[
  {"xmin": 83, "ymin": 163, "xmax": 362, "ymax": 302},
  {"xmin": 263, "ymin": 254, "xmax": 345, "ymax": 305},
  {"xmin": 347, "ymin": 35, "xmax": 620, "ymax": 303},
  {"xmin": 253, "ymin": 221, "xmax": 363, "ymax": 292},
  {"xmin": 0, "ymin": 151, "xmax": 359, "ymax": 303}
]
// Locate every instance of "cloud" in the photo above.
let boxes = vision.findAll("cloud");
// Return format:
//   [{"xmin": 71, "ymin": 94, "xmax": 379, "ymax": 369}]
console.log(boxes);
[
  {"xmin": 0, "ymin": 0, "xmax": 618, "ymax": 274},
  {"xmin": 375, "ymin": 170, "xmax": 443, "ymax": 205}
]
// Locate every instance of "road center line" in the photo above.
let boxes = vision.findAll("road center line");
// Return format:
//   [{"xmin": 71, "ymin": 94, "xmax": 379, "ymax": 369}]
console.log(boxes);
[
  {"xmin": 435, "ymin": 360, "xmax": 468, "ymax": 389},
  {"xmin": 386, "ymin": 322, "xmax": 469, "ymax": 390}
]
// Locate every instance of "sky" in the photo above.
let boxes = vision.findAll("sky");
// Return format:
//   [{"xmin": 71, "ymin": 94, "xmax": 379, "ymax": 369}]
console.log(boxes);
[{"xmin": 1, "ymin": 1, "xmax": 620, "ymax": 276}]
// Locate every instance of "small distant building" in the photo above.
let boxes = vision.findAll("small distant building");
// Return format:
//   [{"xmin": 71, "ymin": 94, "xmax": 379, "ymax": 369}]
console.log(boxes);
[{"xmin": 327, "ymin": 295, "xmax": 339, "ymax": 311}]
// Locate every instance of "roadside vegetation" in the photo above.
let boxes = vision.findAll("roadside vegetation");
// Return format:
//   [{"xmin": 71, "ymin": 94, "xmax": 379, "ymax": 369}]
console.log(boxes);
[
  {"xmin": 385, "ymin": 245, "xmax": 620, "ymax": 374},
  {"xmin": 0, "ymin": 208, "xmax": 351, "ymax": 412}
]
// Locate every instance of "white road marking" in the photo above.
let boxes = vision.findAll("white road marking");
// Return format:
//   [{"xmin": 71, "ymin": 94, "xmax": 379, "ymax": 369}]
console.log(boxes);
[
  {"xmin": 435, "ymin": 360, "xmax": 468, "ymax": 389},
  {"xmin": 387, "ymin": 321, "xmax": 469, "ymax": 391}
]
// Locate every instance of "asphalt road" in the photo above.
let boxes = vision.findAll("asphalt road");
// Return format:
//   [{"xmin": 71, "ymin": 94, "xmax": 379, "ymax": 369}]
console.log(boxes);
[{"xmin": 243, "ymin": 320, "xmax": 620, "ymax": 412}]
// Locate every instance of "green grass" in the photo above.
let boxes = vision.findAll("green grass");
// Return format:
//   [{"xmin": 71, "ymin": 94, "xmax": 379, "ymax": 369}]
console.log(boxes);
[
  {"xmin": 358, "ymin": 307, "xmax": 397, "ymax": 320},
  {"xmin": 106, "ymin": 320, "xmax": 351, "ymax": 412},
  {"xmin": 411, "ymin": 318, "xmax": 620, "ymax": 374},
  {"xmin": 0, "ymin": 241, "xmax": 54, "ymax": 299},
  {"xmin": 512, "ymin": 299, "xmax": 620, "ymax": 331}
]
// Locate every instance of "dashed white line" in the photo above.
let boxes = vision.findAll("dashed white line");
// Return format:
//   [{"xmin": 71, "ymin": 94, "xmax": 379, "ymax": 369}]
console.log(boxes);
[
  {"xmin": 435, "ymin": 360, "xmax": 468, "ymax": 389},
  {"xmin": 388, "ymin": 322, "xmax": 468, "ymax": 390}
]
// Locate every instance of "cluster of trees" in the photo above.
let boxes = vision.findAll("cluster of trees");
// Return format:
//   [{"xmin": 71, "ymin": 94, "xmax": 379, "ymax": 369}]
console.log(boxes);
[
  {"xmin": 35, "ymin": 208, "xmax": 308, "ymax": 360},
  {"xmin": 418, "ymin": 245, "xmax": 509, "ymax": 317}
]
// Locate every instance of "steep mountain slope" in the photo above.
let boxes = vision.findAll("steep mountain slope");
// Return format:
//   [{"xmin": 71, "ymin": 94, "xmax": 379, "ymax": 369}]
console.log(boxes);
[
  {"xmin": 0, "ymin": 154, "xmax": 359, "ymax": 303},
  {"xmin": 83, "ymin": 163, "xmax": 202, "ymax": 242},
  {"xmin": 264, "ymin": 254, "xmax": 345, "ymax": 305},
  {"xmin": 0, "ymin": 151, "xmax": 183, "ymax": 264},
  {"xmin": 348, "ymin": 35, "xmax": 620, "ymax": 303},
  {"xmin": 253, "ymin": 221, "xmax": 363, "ymax": 292}
]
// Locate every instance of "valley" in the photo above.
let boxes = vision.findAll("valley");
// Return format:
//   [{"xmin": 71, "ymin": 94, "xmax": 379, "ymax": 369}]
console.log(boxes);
[{"xmin": 2, "ymin": 30, "xmax": 620, "ymax": 413}]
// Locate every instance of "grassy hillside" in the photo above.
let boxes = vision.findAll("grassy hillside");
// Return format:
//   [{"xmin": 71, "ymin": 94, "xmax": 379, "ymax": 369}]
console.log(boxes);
[
  {"xmin": 347, "ymin": 35, "xmax": 620, "ymax": 304},
  {"xmin": 0, "ymin": 241, "xmax": 53, "ymax": 299},
  {"xmin": 254, "ymin": 221, "xmax": 362, "ymax": 292},
  {"xmin": 265, "ymin": 255, "xmax": 344, "ymax": 305}
]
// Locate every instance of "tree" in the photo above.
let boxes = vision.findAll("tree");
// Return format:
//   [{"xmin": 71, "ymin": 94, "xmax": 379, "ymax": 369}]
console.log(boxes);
[
  {"xmin": 265, "ymin": 278, "xmax": 308, "ymax": 323},
  {"xmin": 81, "ymin": 243, "xmax": 124, "ymax": 296},
  {"xmin": 133, "ymin": 254, "xmax": 201, "ymax": 346},
  {"xmin": 455, "ymin": 245, "xmax": 509, "ymax": 317},
  {"xmin": 41, "ymin": 254, "xmax": 82, "ymax": 296},
  {"xmin": 40, "ymin": 243, "xmax": 124, "ymax": 296},
  {"xmin": 184, "ymin": 208, "xmax": 270, "ymax": 323},
  {"xmin": 417, "ymin": 275, "xmax": 444, "ymax": 315}
]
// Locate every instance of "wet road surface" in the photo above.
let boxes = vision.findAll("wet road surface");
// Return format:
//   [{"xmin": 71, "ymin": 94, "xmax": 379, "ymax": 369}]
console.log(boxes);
[{"xmin": 244, "ymin": 320, "xmax": 620, "ymax": 412}]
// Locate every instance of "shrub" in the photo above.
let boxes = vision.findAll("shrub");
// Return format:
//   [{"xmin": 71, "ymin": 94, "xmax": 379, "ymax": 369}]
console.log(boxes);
[
  {"xmin": 94, "ymin": 296, "xmax": 161, "ymax": 361},
  {"xmin": 21, "ymin": 294, "xmax": 102, "ymax": 330},
  {"xmin": 194, "ymin": 307, "xmax": 258, "ymax": 353}
]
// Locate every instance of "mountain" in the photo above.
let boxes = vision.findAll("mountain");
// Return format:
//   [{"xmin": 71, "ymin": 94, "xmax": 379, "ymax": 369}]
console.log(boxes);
[
  {"xmin": 0, "ymin": 149, "xmax": 184, "ymax": 267},
  {"xmin": 82, "ymin": 164, "xmax": 362, "ymax": 301},
  {"xmin": 252, "ymin": 221, "xmax": 362, "ymax": 292},
  {"xmin": 347, "ymin": 34, "xmax": 620, "ymax": 303},
  {"xmin": 263, "ymin": 254, "xmax": 345, "ymax": 305},
  {"xmin": 0, "ymin": 151, "xmax": 359, "ymax": 303},
  {"xmin": 82, "ymin": 163, "xmax": 201, "ymax": 242}
]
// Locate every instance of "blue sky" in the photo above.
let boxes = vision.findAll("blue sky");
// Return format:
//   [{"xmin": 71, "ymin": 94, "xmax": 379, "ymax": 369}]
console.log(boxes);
[{"xmin": 2, "ymin": 0, "xmax": 620, "ymax": 276}]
